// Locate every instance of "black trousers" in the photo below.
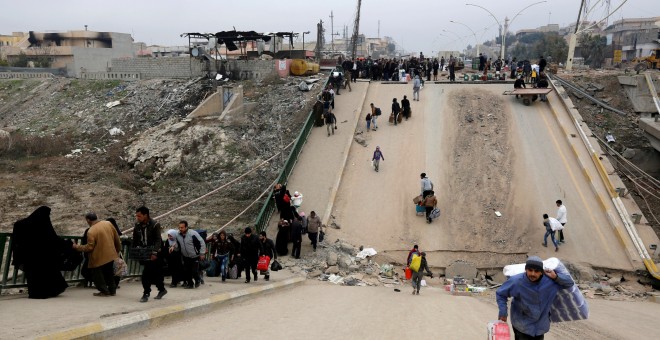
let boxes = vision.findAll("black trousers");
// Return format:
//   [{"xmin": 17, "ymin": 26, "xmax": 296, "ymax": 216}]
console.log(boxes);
[
  {"xmin": 244, "ymin": 256, "xmax": 258, "ymax": 281},
  {"xmin": 292, "ymin": 237, "xmax": 302, "ymax": 258},
  {"xmin": 308, "ymin": 232, "xmax": 318, "ymax": 250},
  {"xmin": 425, "ymin": 206, "xmax": 434, "ymax": 221},
  {"xmin": 513, "ymin": 327, "xmax": 544, "ymax": 340},
  {"xmin": 182, "ymin": 256, "xmax": 200, "ymax": 286},
  {"xmin": 141, "ymin": 260, "xmax": 165, "ymax": 295},
  {"xmin": 92, "ymin": 260, "xmax": 116, "ymax": 295},
  {"xmin": 559, "ymin": 223, "xmax": 565, "ymax": 242}
]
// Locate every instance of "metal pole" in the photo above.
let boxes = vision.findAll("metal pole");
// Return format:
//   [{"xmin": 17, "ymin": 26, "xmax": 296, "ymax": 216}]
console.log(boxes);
[{"xmin": 450, "ymin": 20, "xmax": 479, "ymax": 57}]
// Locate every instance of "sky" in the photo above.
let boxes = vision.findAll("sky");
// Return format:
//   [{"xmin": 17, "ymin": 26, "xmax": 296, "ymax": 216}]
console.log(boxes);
[{"xmin": 0, "ymin": 0, "xmax": 654, "ymax": 55}]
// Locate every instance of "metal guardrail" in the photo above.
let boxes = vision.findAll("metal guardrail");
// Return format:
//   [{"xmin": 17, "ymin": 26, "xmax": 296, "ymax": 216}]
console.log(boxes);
[
  {"xmin": 0, "ymin": 233, "xmax": 143, "ymax": 294},
  {"xmin": 253, "ymin": 74, "xmax": 331, "ymax": 233}
]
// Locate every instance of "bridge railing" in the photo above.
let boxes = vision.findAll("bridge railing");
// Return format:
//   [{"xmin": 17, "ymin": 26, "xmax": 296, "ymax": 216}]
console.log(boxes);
[
  {"xmin": 253, "ymin": 74, "xmax": 331, "ymax": 233},
  {"xmin": 0, "ymin": 232, "xmax": 142, "ymax": 294}
]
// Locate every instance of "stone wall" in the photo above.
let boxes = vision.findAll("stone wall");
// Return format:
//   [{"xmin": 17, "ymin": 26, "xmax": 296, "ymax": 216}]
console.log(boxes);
[
  {"xmin": 108, "ymin": 57, "xmax": 278, "ymax": 80},
  {"xmin": 110, "ymin": 57, "xmax": 206, "ymax": 79},
  {"xmin": 225, "ymin": 60, "xmax": 275, "ymax": 80}
]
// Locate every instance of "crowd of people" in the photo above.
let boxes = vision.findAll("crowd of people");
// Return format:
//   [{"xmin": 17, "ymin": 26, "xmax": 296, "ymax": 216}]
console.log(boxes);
[{"xmin": 338, "ymin": 54, "xmax": 458, "ymax": 83}]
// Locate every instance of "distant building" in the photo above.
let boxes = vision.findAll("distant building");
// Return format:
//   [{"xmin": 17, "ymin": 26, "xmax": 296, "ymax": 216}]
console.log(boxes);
[
  {"xmin": 2, "ymin": 30, "xmax": 134, "ymax": 77},
  {"xmin": 604, "ymin": 17, "xmax": 660, "ymax": 61}
]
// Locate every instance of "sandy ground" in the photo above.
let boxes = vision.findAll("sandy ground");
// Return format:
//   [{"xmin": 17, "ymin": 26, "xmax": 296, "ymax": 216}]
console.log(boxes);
[
  {"xmin": 329, "ymin": 83, "xmax": 634, "ymax": 270},
  {"xmin": 124, "ymin": 280, "xmax": 660, "ymax": 340}
]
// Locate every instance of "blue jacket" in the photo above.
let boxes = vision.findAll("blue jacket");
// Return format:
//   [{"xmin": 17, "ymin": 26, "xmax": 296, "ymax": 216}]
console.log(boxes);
[{"xmin": 496, "ymin": 272, "xmax": 574, "ymax": 336}]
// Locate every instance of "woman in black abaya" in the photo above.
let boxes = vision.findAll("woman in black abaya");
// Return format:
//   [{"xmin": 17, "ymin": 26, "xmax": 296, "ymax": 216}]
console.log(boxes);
[{"xmin": 12, "ymin": 206, "xmax": 69, "ymax": 299}]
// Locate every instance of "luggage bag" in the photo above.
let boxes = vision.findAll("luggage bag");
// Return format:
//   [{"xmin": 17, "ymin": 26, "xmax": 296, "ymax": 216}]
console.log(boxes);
[{"xmin": 487, "ymin": 321, "xmax": 510, "ymax": 340}]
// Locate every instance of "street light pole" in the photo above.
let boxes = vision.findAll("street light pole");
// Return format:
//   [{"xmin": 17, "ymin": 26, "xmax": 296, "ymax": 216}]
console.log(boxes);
[
  {"xmin": 466, "ymin": 2, "xmax": 546, "ymax": 61},
  {"xmin": 465, "ymin": 3, "xmax": 502, "ymax": 59},
  {"xmin": 504, "ymin": 1, "xmax": 547, "ymax": 60},
  {"xmin": 450, "ymin": 20, "xmax": 479, "ymax": 57},
  {"xmin": 302, "ymin": 31, "xmax": 310, "ymax": 55}
]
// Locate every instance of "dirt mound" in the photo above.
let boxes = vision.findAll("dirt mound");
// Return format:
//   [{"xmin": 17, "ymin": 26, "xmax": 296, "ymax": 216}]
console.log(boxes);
[{"xmin": 445, "ymin": 89, "xmax": 519, "ymax": 252}]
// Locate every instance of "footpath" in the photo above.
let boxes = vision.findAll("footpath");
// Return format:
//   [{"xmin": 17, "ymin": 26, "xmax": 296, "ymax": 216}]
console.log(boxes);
[
  {"xmin": 0, "ymin": 81, "xmax": 371, "ymax": 340},
  {"xmin": 0, "ymin": 272, "xmax": 303, "ymax": 339},
  {"xmin": 265, "ymin": 81, "xmax": 370, "ymax": 231}
]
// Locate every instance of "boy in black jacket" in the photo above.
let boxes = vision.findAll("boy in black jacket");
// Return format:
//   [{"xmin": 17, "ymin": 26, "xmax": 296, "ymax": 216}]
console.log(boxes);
[{"xmin": 259, "ymin": 231, "xmax": 276, "ymax": 281}]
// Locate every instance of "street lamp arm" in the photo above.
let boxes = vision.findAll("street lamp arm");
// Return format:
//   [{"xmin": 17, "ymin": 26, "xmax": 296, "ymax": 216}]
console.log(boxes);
[
  {"xmin": 465, "ymin": 3, "xmax": 500, "ymax": 26},
  {"xmin": 510, "ymin": 1, "xmax": 547, "ymax": 26}
]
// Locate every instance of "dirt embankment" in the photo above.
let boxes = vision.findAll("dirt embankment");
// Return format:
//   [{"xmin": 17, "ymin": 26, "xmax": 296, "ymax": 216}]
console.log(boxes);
[
  {"xmin": 0, "ymin": 75, "xmax": 323, "ymax": 235},
  {"xmin": 560, "ymin": 70, "xmax": 660, "ymax": 235}
]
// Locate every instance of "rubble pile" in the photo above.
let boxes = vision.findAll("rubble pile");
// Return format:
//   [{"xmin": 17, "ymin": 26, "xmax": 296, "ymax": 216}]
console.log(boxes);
[
  {"xmin": 274, "ymin": 238, "xmax": 404, "ymax": 288},
  {"xmin": 0, "ymin": 75, "xmax": 324, "ymax": 232}
]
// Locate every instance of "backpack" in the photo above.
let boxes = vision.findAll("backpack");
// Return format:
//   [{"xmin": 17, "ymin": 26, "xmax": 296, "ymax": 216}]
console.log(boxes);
[
  {"xmin": 409, "ymin": 254, "xmax": 422, "ymax": 272},
  {"xmin": 375, "ymin": 107, "xmax": 382, "ymax": 116}
]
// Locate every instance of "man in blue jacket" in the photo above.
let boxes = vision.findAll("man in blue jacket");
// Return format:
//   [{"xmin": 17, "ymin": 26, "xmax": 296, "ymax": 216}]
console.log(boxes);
[{"xmin": 496, "ymin": 256, "xmax": 574, "ymax": 339}]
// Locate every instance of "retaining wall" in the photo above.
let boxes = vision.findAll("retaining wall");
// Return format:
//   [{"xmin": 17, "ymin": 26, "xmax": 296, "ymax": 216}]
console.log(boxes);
[
  {"xmin": 0, "ymin": 72, "xmax": 54, "ymax": 79},
  {"xmin": 79, "ymin": 71, "xmax": 141, "ymax": 80},
  {"xmin": 110, "ymin": 57, "xmax": 206, "ymax": 79}
]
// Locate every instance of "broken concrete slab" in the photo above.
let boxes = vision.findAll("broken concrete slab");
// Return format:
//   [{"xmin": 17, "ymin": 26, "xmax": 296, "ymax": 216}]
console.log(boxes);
[{"xmin": 326, "ymin": 252, "xmax": 338, "ymax": 266}]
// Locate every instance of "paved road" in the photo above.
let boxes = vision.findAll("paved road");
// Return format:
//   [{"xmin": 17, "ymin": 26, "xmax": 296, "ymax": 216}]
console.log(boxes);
[
  {"xmin": 324, "ymin": 82, "xmax": 634, "ymax": 270},
  {"xmin": 124, "ymin": 280, "xmax": 660, "ymax": 340}
]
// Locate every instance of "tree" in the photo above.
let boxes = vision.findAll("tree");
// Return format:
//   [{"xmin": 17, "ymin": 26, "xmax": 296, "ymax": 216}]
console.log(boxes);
[
  {"xmin": 579, "ymin": 34, "xmax": 607, "ymax": 68},
  {"xmin": 387, "ymin": 43, "xmax": 396, "ymax": 54},
  {"xmin": 11, "ymin": 52, "xmax": 28, "ymax": 67}
]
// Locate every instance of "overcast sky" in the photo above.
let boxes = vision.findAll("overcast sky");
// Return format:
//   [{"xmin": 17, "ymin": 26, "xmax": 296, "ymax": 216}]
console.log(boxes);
[{"xmin": 0, "ymin": 0, "xmax": 653, "ymax": 54}]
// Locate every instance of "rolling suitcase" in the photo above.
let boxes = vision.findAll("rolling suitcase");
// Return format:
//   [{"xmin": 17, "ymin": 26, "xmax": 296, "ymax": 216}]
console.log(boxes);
[
  {"xmin": 487, "ymin": 321, "xmax": 510, "ymax": 340},
  {"xmin": 388, "ymin": 113, "xmax": 394, "ymax": 124}
]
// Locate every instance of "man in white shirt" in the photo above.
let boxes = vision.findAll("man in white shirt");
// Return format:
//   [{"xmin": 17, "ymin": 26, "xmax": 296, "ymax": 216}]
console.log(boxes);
[
  {"xmin": 556, "ymin": 200, "xmax": 567, "ymax": 244},
  {"xmin": 420, "ymin": 173, "xmax": 434, "ymax": 198}
]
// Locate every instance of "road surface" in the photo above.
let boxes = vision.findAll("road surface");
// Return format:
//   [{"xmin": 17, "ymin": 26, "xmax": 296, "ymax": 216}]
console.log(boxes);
[{"xmin": 124, "ymin": 280, "xmax": 659, "ymax": 340}]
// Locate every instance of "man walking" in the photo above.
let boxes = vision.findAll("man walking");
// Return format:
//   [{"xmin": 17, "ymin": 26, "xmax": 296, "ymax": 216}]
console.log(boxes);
[
  {"xmin": 370, "ymin": 103, "xmax": 380, "ymax": 130},
  {"xmin": 307, "ymin": 211, "xmax": 322, "ymax": 252},
  {"xmin": 372, "ymin": 146, "xmax": 384, "ymax": 172},
  {"xmin": 420, "ymin": 173, "xmax": 434, "ymax": 199},
  {"xmin": 556, "ymin": 200, "xmax": 567, "ymax": 244},
  {"xmin": 542, "ymin": 214, "xmax": 559, "ymax": 252},
  {"xmin": 73, "ymin": 213, "xmax": 121, "ymax": 297},
  {"xmin": 324, "ymin": 110, "xmax": 337, "ymax": 137},
  {"xmin": 132, "ymin": 206, "xmax": 167, "ymax": 303},
  {"xmin": 412, "ymin": 76, "xmax": 421, "ymax": 101},
  {"xmin": 496, "ymin": 256, "xmax": 575, "ymax": 339},
  {"xmin": 401, "ymin": 95, "xmax": 411, "ymax": 120},
  {"xmin": 410, "ymin": 252, "xmax": 433, "ymax": 295},
  {"xmin": 239, "ymin": 227, "xmax": 262, "ymax": 283},
  {"xmin": 422, "ymin": 191, "xmax": 438, "ymax": 224},
  {"xmin": 391, "ymin": 98, "xmax": 401, "ymax": 125},
  {"xmin": 174, "ymin": 220, "xmax": 206, "ymax": 289},
  {"xmin": 258, "ymin": 231, "xmax": 276, "ymax": 281}
]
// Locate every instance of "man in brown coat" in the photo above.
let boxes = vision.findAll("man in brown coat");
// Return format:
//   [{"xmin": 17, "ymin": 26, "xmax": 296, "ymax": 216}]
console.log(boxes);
[
  {"xmin": 73, "ymin": 212, "xmax": 121, "ymax": 297},
  {"xmin": 422, "ymin": 191, "xmax": 438, "ymax": 224}
]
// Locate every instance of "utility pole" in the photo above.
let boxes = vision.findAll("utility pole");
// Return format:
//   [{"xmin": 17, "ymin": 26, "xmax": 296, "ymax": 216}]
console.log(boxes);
[
  {"xmin": 351, "ymin": 0, "xmax": 362, "ymax": 59},
  {"xmin": 566, "ymin": 0, "xmax": 585, "ymax": 71},
  {"xmin": 316, "ymin": 20, "xmax": 324, "ymax": 61},
  {"xmin": 330, "ymin": 11, "xmax": 335, "ymax": 54}
]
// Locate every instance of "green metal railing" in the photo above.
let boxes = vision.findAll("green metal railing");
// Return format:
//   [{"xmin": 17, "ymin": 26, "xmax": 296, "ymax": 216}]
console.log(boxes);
[
  {"xmin": 0, "ymin": 232, "xmax": 142, "ymax": 294},
  {"xmin": 254, "ymin": 74, "xmax": 332, "ymax": 233}
]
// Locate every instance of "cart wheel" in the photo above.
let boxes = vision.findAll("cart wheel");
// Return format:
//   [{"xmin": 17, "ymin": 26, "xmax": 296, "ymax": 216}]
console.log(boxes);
[{"xmin": 523, "ymin": 98, "xmax": 531, "ymax": 106}]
